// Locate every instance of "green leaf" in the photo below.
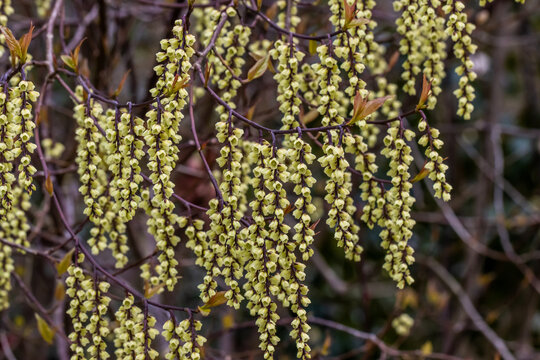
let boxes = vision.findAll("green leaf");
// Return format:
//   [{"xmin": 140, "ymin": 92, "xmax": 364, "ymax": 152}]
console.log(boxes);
[
  {"xmin": 411, "ymin": 166, "xmax": 430, "ymax": 183},
  {"xmin": 61, "ymin": 55, "xmax": 76, "ymax": 71},
  {"xmin": 344, "ymin": 18, "xmax": 369, "ymax": 30},
  {"xmin": 247, "ymin": 54, "xmax": 270, "ymax": 81},
  {"xmin": 198, "ymin": 291, "xmax": 227, "ymax": 315},
  {"xmin": 56, "ymin": 248, "xmax": 75, "ymax": 275},
  {"xmin": 35, "ymin": 314, "xmax": 55, "ymax": 344}
]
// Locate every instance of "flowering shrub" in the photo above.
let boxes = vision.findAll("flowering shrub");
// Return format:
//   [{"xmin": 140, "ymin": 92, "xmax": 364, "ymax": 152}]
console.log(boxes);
[{"xmin": 0, "ymin": 0, "xmax": 530, "ymax": 359}]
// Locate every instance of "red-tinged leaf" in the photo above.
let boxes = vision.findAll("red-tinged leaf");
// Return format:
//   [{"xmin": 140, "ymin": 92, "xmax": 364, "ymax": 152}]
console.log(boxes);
[
  {"xmin": 247, "ymin": 54, "xmax": 270, "ymax": 81},
  {"xmin": 35, "ymin": 314, "xmax": 55, "ymax": 344},
  {"xmin": 45, "ymin": 175, "xmax": 53, "ymax": 195},
  {"xmin": 283, "ymin": 203, "xmax": 295, "ymax": 215},
  {"xmin": 204, "ymin": 63, "xmax": 212, "ymax": 88},
  {"xmin": 19, "ymin": 25, "xmax": 34, "ymax": 62},
  {"xmin": 343, "ymin": 0, "xmax": 356, "ymax": 26},
  {"xmin": 349, "ymin": 93, "xmax": 393, "ymax": 125},
  {"xmin": 246, "ymin": 104, "xmax": 257, "ymax": 120},
  {"xmin": 73, "ymin": 38, "xmax": 86, "ymax": 64},
  {"xmin": 0, "ymin": 26, "xmax": 21, "ymax": 60},
  {"xmin": 112, "ymin": 69, "xmax": 131, "ymax": 98},
  {"xmin": 56, "ymin": 248, "xmax": 75, "ymax": 275},
  {"xmin": 386, "ymin": 50, "xmax": 400, "ymax": 73},
  {"xmin": 416, "ymin": 74, "xmax": 432, "ymax": 111},
  {"xmin": 309, "ymin": 218, "xmax": 321, "ymax": 231}
]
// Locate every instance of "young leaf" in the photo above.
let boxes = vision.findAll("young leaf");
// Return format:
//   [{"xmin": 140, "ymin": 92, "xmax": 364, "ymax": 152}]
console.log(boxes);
[
  {"xmin": 111, "ymin": 69, "xmax": 131, "ymax": 98},
  {"xmin": 309, "ymin": 38, "xmax": 318, "ymax": 55},
  {"xmin": 247, "ymin": 54, "xmax": 270, "ymax": 81},
  {"xmin": 416, "ymin": 74, "xmax": 432, "ymax": 111},
  {"xmin": 198, "ymin": 291, "xmax": 227, "ymax": 315},
  {"xmin": 386, "ymin": 50, "xmax": 400, "ymax": 73},
  {"xmin": 343, "ymin": 0, "xmax": 356, "ymax": 27},
  {"xmin": 56, "ymin": 248, "xmax": 75, "ymax": 275},
  {"xmin": 411, "ymin": 165, "xmax": 430, "ymax": 183},
  {"xmin": 18, "ymin": 25, "xmax": 34, "ymax": 63},
  {"xmin": 344, "ymin": 18, "xmax": 369, "ymax": 30},
  {"xmin": 45, "ymin": 175, "xmax": 54, "ymax": 195},
  {"xmin": 0, "ymin": 26, "xmax": 21, "ymax": 64},
  {"xmin": 35, "ymin": 314, "xmax": 55, "ymax": 344},
  {"xmin": 61, "ymin": 55, "xmax": 76, "ymax": 71},
  {"xmin": 320, "ymin": 332, "xmax": 332, "ymax": 356},
  {"xmin": 54, "ymin": 282, "xmax": 66, "ymax": 301},
  {"xmin": 246, "ymin": 104, "xmax": 257, "ymax": 120},
  {"xmin": 348, "ymin": 93, "xmax": 393, "ymax": 125}
]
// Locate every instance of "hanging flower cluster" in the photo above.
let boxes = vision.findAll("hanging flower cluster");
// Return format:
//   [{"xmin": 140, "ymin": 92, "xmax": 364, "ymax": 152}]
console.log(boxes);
[{"xmin": 141, "ymin": 19, "xmax": 195, "ymax": 291}]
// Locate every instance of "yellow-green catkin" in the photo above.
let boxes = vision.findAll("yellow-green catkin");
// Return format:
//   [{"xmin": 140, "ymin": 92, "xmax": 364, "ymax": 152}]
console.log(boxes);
[
  {"xmin": 271, "ymin": 22, "xmax": 313, "ymax": 357},
  {"xmin": 142, "ymin": 20, "xmax": 195, "ymax": 292},
  {"xmin": 352, "ymin": 134, "xmax": 382, "ymax": 229},
  {"xmin": 202, "ymin": 16, "xmax": 251, "ymax": 309},
  {"xmin": 163, "ymin": 316, "xmax": 206, "ymax": 360},
  {"xmin": 73, "ymin": 88, "xmax": 109, "ymax": 255},
  {"xmin": 113, "ymin": 294, "xmax": 145, "ymax": 359},
  {"xmin": 66, "ymin": 254, "xmax": 92, "ymax": 360},
  {"xmin": 394, "ymin": 0, "xmax": 424, "ymax": 95},
  {"xmin": 0, "ymin": 85, "xmax": 15, "ymax": 217},
  {"xmin": 418, "ymin": 116, "xmax": 452, "ymax": 201},
  {"xmin": 443, "ymin": 0, "xmax": 477, "ymax": 119},
  {"xmin": 420, "ymin": 0, "xmax": 447, "ymax": 109},
  {"xmin": 283, "ymin": 138, "xmax": 315, "ymax": 359},
  {"xmin": 10, "ymin": 80, "xmax": 39, "ymax": 193},
  {"xmin": 103, "ymin": 108, "xmax": 144, "ymax": 268},
  {"xmin": 380, "ymin": 125, "xmax": 416, "ymax": 288},
  {"xmin": 315, "ymin": 44, "xmax": 362, "ymax": 261},
  {"xmin": 244, "ymin": 142, "xmax": 281, "ymax": 360},
  {"xmin": 86, "ymin": 281, "xmax": 111, "ymax": 359}
]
